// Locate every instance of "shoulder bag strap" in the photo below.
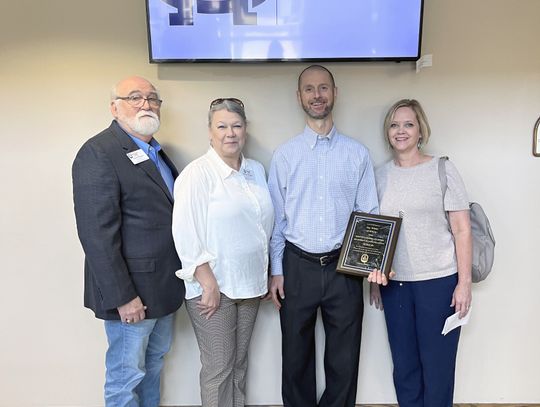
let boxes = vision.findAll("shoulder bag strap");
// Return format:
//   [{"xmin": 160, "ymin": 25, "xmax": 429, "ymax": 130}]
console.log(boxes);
[{"xmin": 438, "ymin": 156, "xmax": 452, "ymax": 231}]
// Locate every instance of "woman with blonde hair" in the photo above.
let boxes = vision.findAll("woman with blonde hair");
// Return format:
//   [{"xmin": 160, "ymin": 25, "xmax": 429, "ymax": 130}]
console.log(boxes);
[{"xmin": 370, "ymin": 99, "xmax": 472, "ymax": 407}]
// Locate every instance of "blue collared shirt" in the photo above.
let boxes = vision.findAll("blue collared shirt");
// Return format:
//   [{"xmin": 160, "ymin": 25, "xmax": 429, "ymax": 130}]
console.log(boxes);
[
  {"xmin": 268, "ymin": 125, "xmax": 379, "ymax": 276},
  {"xmin": 128, "ymin": 134, "xmax": 175, "ymax": 196}
]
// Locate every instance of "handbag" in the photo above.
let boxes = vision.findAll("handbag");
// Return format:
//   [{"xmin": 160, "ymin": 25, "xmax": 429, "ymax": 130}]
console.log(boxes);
[{"xmin": 438, "ymin": 157, "xmax": 496, "ymax": 283}]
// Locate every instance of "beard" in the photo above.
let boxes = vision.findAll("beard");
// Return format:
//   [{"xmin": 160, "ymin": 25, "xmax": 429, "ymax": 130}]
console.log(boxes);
[
  {"xmin": 302, "ymin": 98, "xmax": 334, "ymax": 120},
  {"xmin": 124, "ymin": 110, "xmax": 160, "ymax": 137}
]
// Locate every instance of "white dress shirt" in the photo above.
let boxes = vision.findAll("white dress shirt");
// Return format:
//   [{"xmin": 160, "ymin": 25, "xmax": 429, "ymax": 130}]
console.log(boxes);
[{"xmin": 172, "ymin": 147, "xmax": 274, "ymax": 300}]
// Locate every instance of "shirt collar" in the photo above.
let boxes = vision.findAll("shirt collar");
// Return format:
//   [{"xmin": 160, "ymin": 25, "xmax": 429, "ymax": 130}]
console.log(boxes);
[
  {"xmin": 128, "ymin": 133, "xmax": 162, "ymax": 155},
  {"xmin": 206, "ymin": 147, "xmax": 247, "ymax": 179},
  {"xmin": 301, "ymin": 124, "xmax": 338, "ymax": 150}
]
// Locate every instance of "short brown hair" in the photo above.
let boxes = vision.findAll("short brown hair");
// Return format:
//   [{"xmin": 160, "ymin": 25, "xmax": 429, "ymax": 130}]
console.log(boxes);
[{"xmin": 297, "ymin": 65, "xmax": 336, "ymax": 91}]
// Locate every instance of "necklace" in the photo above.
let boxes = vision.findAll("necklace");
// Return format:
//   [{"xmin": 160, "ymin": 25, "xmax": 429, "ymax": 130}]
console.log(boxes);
[
  {"xmin": 393, "ymin": 163, "xmax": 418, "ymax": 219},
  {"xmin": 392, "ymin": 152, "xmax": 431, "ymax": 218}
]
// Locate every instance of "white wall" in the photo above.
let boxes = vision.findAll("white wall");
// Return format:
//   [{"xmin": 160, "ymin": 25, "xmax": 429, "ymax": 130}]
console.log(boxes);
[{"xmin": 1, "ymin": 0, "xmax": 539, "ymax": 405}]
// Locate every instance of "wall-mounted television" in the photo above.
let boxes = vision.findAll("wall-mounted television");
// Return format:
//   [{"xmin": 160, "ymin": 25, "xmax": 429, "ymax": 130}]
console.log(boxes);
[{"xmin": 146, "ymin": 0, "xmax": 424, "ymax": 63}]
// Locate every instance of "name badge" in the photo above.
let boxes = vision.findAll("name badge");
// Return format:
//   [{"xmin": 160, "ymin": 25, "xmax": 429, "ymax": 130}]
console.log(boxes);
[
  {"xmin": 127, "ymin": 149, "xmax": 150, "ymax": 165},
  {"xmin": 241, "ymin": 167, "xmax": 254, "ymax": 180}
]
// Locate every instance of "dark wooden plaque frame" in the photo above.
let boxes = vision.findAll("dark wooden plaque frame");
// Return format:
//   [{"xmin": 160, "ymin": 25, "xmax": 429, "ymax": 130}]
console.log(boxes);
[{"xmin": 336, "ymin": 212, "xmax": 402, "ymax": 278}]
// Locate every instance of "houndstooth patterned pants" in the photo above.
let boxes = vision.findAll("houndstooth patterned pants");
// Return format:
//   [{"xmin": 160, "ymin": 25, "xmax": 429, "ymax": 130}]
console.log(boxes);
[{"xmin": 186, "ymin": 294, "xmax": 261, "ymax": 407}]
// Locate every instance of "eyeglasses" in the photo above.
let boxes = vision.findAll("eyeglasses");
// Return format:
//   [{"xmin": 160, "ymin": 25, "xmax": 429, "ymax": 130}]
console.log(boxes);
[
  {"xmin": 116, "ymin": 94, "xmax": 163, "ymax": 108},
  {"xmin": 210, "ymin": 98, "xmax": 244, "ymax": 109}
]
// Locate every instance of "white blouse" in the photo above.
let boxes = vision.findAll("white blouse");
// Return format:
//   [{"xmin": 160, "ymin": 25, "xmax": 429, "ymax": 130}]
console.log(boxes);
[{"xmin": 172, "ymin": 148, "xmax": 274, "ymax": 300}]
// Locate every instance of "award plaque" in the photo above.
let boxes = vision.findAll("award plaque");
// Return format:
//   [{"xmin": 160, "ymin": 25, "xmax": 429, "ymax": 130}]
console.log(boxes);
[{"xmin": 336, "ymin": 212, "xmax": 402, "ymax": 278}]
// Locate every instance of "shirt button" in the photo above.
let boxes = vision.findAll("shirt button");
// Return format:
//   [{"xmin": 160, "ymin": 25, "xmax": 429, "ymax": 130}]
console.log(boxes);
[{"xmin": 399, "ymin": 283, "xmax": 403, "ymax": 286}]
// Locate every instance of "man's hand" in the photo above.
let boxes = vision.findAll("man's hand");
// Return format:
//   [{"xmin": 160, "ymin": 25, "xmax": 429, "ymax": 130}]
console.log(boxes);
[
  {"xmin": 369, "ymin": 283, "xmax": 383, "ymax": 310},
  {"xmin": 267, "ymin": 275, "xmax": 285, "ymax": 310},
  {"xmin": 117, "ymin": 296, "xmax": 147, "ymax": 324}
]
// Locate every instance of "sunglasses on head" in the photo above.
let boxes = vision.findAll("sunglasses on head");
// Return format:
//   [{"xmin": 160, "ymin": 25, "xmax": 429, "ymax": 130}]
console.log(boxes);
[{"xmin": 210, "ymin": 98, "xmax": 244, "ymax": 109}]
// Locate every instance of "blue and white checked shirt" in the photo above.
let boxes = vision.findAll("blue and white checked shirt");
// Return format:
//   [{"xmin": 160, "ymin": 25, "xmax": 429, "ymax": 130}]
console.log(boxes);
[{"xmin": 268, "ymin": 125, "xmax": 379, "ymax": 276}]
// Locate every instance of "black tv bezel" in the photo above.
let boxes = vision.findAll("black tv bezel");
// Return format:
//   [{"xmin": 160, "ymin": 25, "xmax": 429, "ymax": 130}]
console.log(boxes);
[{"xmin": 145, "ymin": 0, "xmax": 424, "ymax": 64}]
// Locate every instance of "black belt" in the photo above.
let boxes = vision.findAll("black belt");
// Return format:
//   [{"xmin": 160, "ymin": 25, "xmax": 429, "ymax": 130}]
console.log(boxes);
[{"xmin": 285, "ymin": 241, "xmax": 340, "ymax": 267}]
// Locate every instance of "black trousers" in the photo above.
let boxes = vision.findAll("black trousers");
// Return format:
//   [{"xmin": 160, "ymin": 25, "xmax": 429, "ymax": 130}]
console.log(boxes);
[{"xmin": 280, "ymin": 244, "xmax": 364, "ymax": 407}]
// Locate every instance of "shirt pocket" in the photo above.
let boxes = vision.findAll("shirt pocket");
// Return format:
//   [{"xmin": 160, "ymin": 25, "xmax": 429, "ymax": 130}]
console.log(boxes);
[{"xmin": 329, "ymin": 163, "xmax": 359, "ymax": 208}]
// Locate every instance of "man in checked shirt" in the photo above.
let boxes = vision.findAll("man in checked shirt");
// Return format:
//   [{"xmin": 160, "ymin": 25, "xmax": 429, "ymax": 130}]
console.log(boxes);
[{"xmin": 268, "ymin": 65, "xmax": 383, "ymax": 407}]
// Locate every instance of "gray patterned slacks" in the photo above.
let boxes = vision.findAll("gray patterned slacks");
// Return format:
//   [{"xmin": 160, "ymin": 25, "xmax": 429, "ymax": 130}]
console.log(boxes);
[{"xmin": 186, "ymin": 294, "xmax": 260, "ymax": 407}]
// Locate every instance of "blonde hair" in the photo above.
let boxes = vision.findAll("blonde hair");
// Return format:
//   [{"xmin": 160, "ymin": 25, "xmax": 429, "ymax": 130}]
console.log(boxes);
[{"xmin": 383, "ymin": 99, "xmax": 431, "ymax": 148}]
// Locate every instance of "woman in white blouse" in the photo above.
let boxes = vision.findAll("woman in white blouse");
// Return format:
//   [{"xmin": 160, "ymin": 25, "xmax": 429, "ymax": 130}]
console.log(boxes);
[{"xmin": 172, "ymin": 98, "xmax": 274, "ymax": 407}]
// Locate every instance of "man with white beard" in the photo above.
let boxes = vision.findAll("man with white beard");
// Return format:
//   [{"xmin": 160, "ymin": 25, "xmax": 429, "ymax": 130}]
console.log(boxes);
[{"xmin": 72, "ymin": 76, "xmax": 185, "ymax": 407}]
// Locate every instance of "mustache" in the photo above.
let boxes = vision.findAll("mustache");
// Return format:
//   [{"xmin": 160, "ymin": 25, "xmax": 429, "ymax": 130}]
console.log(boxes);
[{"xmin": 136, "ymin": 110, "xmax": 159, "ymax": 120}]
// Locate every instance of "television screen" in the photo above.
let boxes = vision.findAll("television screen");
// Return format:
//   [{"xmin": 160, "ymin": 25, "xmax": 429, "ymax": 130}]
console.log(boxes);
[{"xmin": 146, "ymin": 0, "xmax": 424, "ymax": 62}]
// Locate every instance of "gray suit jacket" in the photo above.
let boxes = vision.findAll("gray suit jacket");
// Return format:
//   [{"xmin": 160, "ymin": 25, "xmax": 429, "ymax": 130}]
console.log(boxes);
[{"xmin": 72, "ymin": 120, "xmax": 185, "ymax": 320}]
